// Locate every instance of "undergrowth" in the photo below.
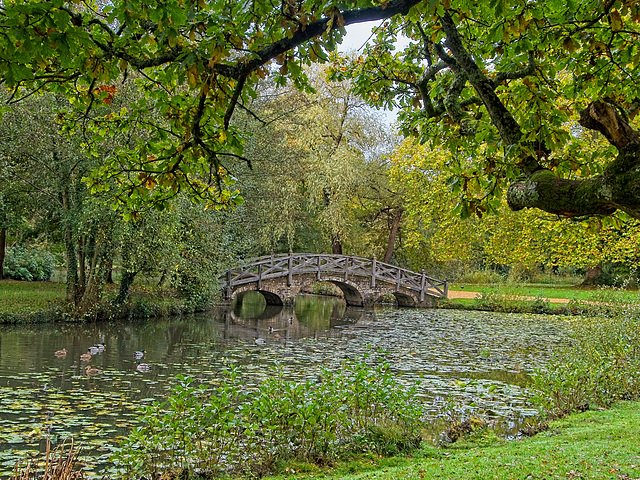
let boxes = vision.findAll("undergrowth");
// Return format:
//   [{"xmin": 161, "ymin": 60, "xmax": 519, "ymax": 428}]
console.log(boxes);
[
  {"xmin": 110, "ymin": 358, "xmax": 425, "ymax": 479},
  {"xmin": 531, "ymin": 306, "xmax": 640, "ymax": 416}
]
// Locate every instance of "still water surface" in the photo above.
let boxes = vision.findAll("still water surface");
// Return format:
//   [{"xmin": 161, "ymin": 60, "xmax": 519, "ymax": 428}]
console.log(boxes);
[{"xmin": 0, "ymin": 294, "xmax": 570, "ymax": 476}]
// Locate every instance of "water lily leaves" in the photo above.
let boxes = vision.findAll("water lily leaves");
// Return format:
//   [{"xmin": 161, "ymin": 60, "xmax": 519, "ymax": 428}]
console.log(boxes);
[{"xmin": 0, "ymin": 303, "xmax": 571, "ymax": 475}]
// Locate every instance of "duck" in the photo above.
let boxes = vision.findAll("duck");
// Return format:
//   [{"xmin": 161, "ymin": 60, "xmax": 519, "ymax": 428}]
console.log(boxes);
[
  {"xmin": 274, "ymin": 333, "xmax": 281, "ymax": 340},
  {"xmin": 136, "ymin": 362, "xmax": 152, "ymax": 373},
  {"xmin": 54, "ymin": 348, "xmax": 67, "ymax": 357},
  {"xmin": 288, "ymin": 317, "xmax": 293, "ymax": 324},
  {"xmin": 254, "ymin": 337, "xmax": 266, "ymax": 346},
  {"xmin": 95, "ymin": 343, "xmax": 106, "ymax": 352},
  {"xmin": 134, "ymin": 350, "xmax": 145, "ymax": 359},
  {"xmin": 88, "ymin": 346, "xmax": 100, "ymax": 355},
  {"xmin": 85, "ymin": 365, "xmax": 101, "ymax": 376},
  {"xmin": 80, "ymin": 352, "xmax": 92, "ymax": 362}
]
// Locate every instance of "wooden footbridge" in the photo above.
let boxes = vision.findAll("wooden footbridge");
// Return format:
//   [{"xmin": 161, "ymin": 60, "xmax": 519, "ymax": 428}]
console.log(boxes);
[{"xmin": 221, "ymin": 253, "xmax": 448, "ymax": 308}]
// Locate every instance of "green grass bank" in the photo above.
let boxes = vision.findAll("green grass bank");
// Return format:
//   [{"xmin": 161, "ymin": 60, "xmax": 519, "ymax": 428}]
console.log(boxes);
[
  {"xmin": 0, "ymin": 279, "xmax": 209, "ymax": 323},
  {"xmin": 444, "ymin": 283, "xmax": 640, "ymax": 315},
  {"xmin": 270, "ymin": 401, "xmax": 640, "ymax": 480},
  {"xmin": 4, "ymin": 278, "xmax": 640, "ymax": 322}
]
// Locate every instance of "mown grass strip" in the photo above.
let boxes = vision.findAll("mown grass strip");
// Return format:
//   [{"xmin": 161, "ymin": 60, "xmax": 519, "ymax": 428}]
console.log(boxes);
[
  {"xmin": 0, "ymin": 280, "xmax": 65, "ymax": 313},
  {"xmin": 450, "ymin": 284, "xmax": 640, "ymax": 303},
  {"xmin": 273, "ymin": 401, "xmax": 640, "ymax": 480}
]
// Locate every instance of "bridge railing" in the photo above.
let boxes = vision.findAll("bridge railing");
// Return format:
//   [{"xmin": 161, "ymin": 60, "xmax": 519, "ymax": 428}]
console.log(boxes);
[{"xmin": 223, "ymin": 253, "xmax": 448, "ymax": 300}]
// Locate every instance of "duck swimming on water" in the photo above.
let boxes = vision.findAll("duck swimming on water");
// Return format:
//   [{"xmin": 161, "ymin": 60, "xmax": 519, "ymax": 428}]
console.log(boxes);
[
  {"xmin": 54, "ymin": 348, "xmax": 67, "ymax": 357},
  {"xmin": 85, "ymin": 365, "xmax": 101, "ymax": 376},
  {"xmin": 136, "ymin": 362, "xmax": 151, "ymax": 373}
]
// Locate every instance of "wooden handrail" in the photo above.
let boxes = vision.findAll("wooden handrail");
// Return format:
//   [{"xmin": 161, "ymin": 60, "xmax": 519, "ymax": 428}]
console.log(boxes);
[{"xmin": 222, "ymin": 253, "xmax": 447, "ymax": 299}]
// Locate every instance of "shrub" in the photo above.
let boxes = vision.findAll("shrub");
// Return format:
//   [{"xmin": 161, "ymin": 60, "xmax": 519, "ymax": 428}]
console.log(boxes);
[
  {"xmin": 111, "ymin": 359, "xmax": 425, "ymax": 479},
  {"xmin": 531, "ymin": 310, "xmax": 640, "ymax": 416},
  {"xmin": 457, "ymin": 268, "xmax": 504, "ymax": 285},
  {"xmin": 506, "ymin": 263, "xmax": 536, "ymax": 284},
  {"xmin": 4, "ymin": 245, "xmax": 55, "ymax": 281}
]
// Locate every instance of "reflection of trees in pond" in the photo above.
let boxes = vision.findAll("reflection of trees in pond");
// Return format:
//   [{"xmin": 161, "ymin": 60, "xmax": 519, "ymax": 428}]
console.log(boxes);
[
  {"xmin": 295, "ymin": 294, "xmax": 346, "ymax": 330},
  {"xmin": 232, "ymin": 291, "xmax": 267, "ymax": 319}
]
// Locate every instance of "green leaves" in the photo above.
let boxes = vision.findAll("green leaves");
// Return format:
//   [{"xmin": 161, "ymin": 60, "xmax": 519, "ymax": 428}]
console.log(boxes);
[{"xmin": 113, "ymin": 360, "xmax": 425, "ymax": 477}]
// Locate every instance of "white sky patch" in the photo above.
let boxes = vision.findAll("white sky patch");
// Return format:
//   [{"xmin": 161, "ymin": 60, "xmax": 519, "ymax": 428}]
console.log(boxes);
[
  {"xmin": 337, "ymin": 21, "xmax": 409, "ymax": 126},
  {"xmin": 339, "ymin": 21, "xmax": 411, "ymax": 53}
]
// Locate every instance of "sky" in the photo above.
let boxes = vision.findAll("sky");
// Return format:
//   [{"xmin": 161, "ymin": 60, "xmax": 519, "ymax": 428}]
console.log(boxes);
[
  {"xmin": 339, "ymin": 21, "xmax": 381, "ymax": 52},
  {"xmin": 337, "ymin": 21, "xmax": 407, "ymax": 125}
]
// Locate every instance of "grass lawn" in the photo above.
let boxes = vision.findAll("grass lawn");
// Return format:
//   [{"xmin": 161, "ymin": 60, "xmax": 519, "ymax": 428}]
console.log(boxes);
[
  {"xmin": 0, "ymin": 279, "xmax": 65, "ymax": 313},
  {"xmin": 450, "ymin": 283, "xmax": 640, "ymax": 303},
  {"xmin": 271, "ymin": 401, "xmax": 640, "ymax": 480},
  {"xmin": 0, "ymin": 279, "xmax": 187, "ymax": 322}
]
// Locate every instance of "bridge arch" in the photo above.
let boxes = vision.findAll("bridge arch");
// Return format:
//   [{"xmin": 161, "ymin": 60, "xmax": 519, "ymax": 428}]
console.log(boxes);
[
  {"xmin": 222, "ymin": 253, "xmax": 448, "ymax": 308},
  {"xmin": 298, "ymin": 276, "xmax": 365, "ymax": 306}
]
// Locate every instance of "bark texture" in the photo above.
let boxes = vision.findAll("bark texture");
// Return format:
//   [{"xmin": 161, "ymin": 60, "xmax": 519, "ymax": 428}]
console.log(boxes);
[
  {"xmin": 507, "ymin": 101, "xmax": 640, "ymax": 219},
  {"xmin": 0, "ymin": 228, "xmax": 5, "ymax": 280},
  {"xmin": 383, "ymin": 208, "xmax": 403, "ymax": 263}
]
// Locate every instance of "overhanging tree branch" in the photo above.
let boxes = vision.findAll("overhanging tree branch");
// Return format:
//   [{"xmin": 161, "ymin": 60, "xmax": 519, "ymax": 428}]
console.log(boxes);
[
  {"xmin": 439, "ymin": 11, "xmax": 524, "ymax": 146},
  {"xmin": 507, "ymin": 101, "xmax": 640, "ymax": 218}
]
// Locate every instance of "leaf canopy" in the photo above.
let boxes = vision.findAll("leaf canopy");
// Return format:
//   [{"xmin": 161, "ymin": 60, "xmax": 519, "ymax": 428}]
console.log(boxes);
[{"xmin": 1, "ymin": 0, "xmax": 639, "ymax": 217}]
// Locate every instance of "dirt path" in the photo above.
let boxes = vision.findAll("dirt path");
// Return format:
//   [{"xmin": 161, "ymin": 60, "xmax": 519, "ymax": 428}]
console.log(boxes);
[{"xmin": 447, "ymin": 289, "xmax": 570, "ymax": 304}]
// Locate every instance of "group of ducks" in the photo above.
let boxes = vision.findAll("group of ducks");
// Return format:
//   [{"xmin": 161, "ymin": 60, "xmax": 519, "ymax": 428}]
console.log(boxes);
[
  {"xmin": 54, "ymin": 344, "xmax": 151, "ymax": 374},
  {"xmin": 254, "ymin": 322, "xmax": 292, "ymax": 345}
]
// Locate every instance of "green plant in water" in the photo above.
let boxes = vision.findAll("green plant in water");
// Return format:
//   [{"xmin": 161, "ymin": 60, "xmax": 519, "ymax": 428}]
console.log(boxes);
[
  {"xmin": 110, "ymin": 357, "xmax": 426, "ymax": 479},
  {"xmin": 531, "ymin": 309, "xmax": 640, "ymax": 416}
]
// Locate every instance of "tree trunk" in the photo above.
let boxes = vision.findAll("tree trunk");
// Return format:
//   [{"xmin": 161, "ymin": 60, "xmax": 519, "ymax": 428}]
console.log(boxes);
[
  {"xmin": 507, "ymin": 102, "xmax": 640, "ymax": 219},
  {"xmin": 331, "ymin": 233, "xmax": 342, "ymax": 255},
  {"xmin": 383, "ymin": 208, "xmax": 403, "ymax": 263},
  {"xmin": 158, "ymin": 270, "xmax": 167, "ymax": 287},
  {"xmin": 62, "ymin": 188, "xmax": 79, "ymax": 304},
  {"xmin": 104, "ymin": 257, "xmax": 114, "ymax": 284},
  {"xmin": 76, "ymin": 242, "xmax": 106, "ymax": 314},
  {"xmin": 113, "ymin": 270, "xmax": 137, "ymax": 307},
  {"xmin": 78, "ymin": 236, "xmax": 86, "ymax": 291},
  {"xmin": 582, "ymin": 262, "xmax": 603, "ymax": 286},
  {"xmin": 0, "ymin": 228, "xmax": 5, "ymax": 280}
]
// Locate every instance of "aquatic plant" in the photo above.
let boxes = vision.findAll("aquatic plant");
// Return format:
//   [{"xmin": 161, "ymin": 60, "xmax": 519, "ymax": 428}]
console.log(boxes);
[
  {"xmin": 110, "ymin": 358, "xmax": 425, "ymax": 478},
  {"xmin": 531, "ymin": 308, "xmax": 640, "ymax": 415},
  {"xmin": 11, "ymin": 439, "xmax": 84, "ymax": 480}
]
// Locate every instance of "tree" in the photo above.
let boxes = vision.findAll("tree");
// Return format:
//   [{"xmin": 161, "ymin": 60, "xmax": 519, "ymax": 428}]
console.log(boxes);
[
  {"xmin": 334, "ymin": 1, "xmax": 640, "ymax": 220},
  {"xmin": 0, "ymin": 89, "xmax": 236, "ymax": 311},
  {"xmin": 235, "ymin": 66, "xmax": 400, "ymax": 257},
  {"xmin": 2, "ymin": 0, "xmax": 639, "ymax": 220},
  {"xmin": 390, "ymin": 137, "xmax": 640, "ymax": 281}
]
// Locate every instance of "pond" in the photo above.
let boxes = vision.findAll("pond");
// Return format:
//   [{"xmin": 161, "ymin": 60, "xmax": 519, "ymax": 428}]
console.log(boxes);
[{"xmin": 0, "ymin": 294, "xmax": 570, "ymax": 477}]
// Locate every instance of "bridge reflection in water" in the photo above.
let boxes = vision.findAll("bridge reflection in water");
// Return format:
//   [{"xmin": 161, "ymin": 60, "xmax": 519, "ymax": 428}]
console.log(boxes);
[
  {"xmin": 212, "ymin": 293, "xmax": 366, "ymax": 345},
  {"xmin": 222, "ymin": 253, "xmax": 448, "ymax": 308}
]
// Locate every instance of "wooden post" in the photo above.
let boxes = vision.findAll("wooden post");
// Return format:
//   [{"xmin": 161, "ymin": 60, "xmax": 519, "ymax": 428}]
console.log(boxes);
[
  {"xmin": 396, "ymin": 266, "xmax": 401, "ymax": 291},
  {"xmin": 288, "ymin": 251, "xmax": 293, "ymax": 286},
  {"xmin": 226, "ymin": 270, "xmax": 232, "ymax": 299},
  {"xmin": 444, "ymin": 278, "xmax": 449, "ymax": 299},
  {"xmin": 257, "ymin": 263, "xmax": 262, "ymax": 289},
  {"xmin": 344, "ymin": 256, "xmax": 349, "ymax": 281},
  {"xmin": 371, "ymin": 255, "xmax": 376, "ymax": 288},
  {"xmin": 317, "ymin": 255, "xmax": 321, "ymax": 281},
  {"xmin": 420, "ymin": 269, "xmax": 426, "ymax": 302}
]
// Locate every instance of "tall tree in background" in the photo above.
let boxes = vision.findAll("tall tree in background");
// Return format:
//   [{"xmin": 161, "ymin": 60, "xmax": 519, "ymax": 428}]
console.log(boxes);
[
  {"xmin": 391, "ymin": 137, "xmax": 640, "ymax": 281},
  {"xmin": 238, "ymin": 66, "xmax": 400, "ymax": 257},
  {"xmin": 0, "ymin": 90, "xmax": 236, "ymax": 310},
  {"xmin": 2, "ymin": 0, "xmax": 638, "ymax": 221}
]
